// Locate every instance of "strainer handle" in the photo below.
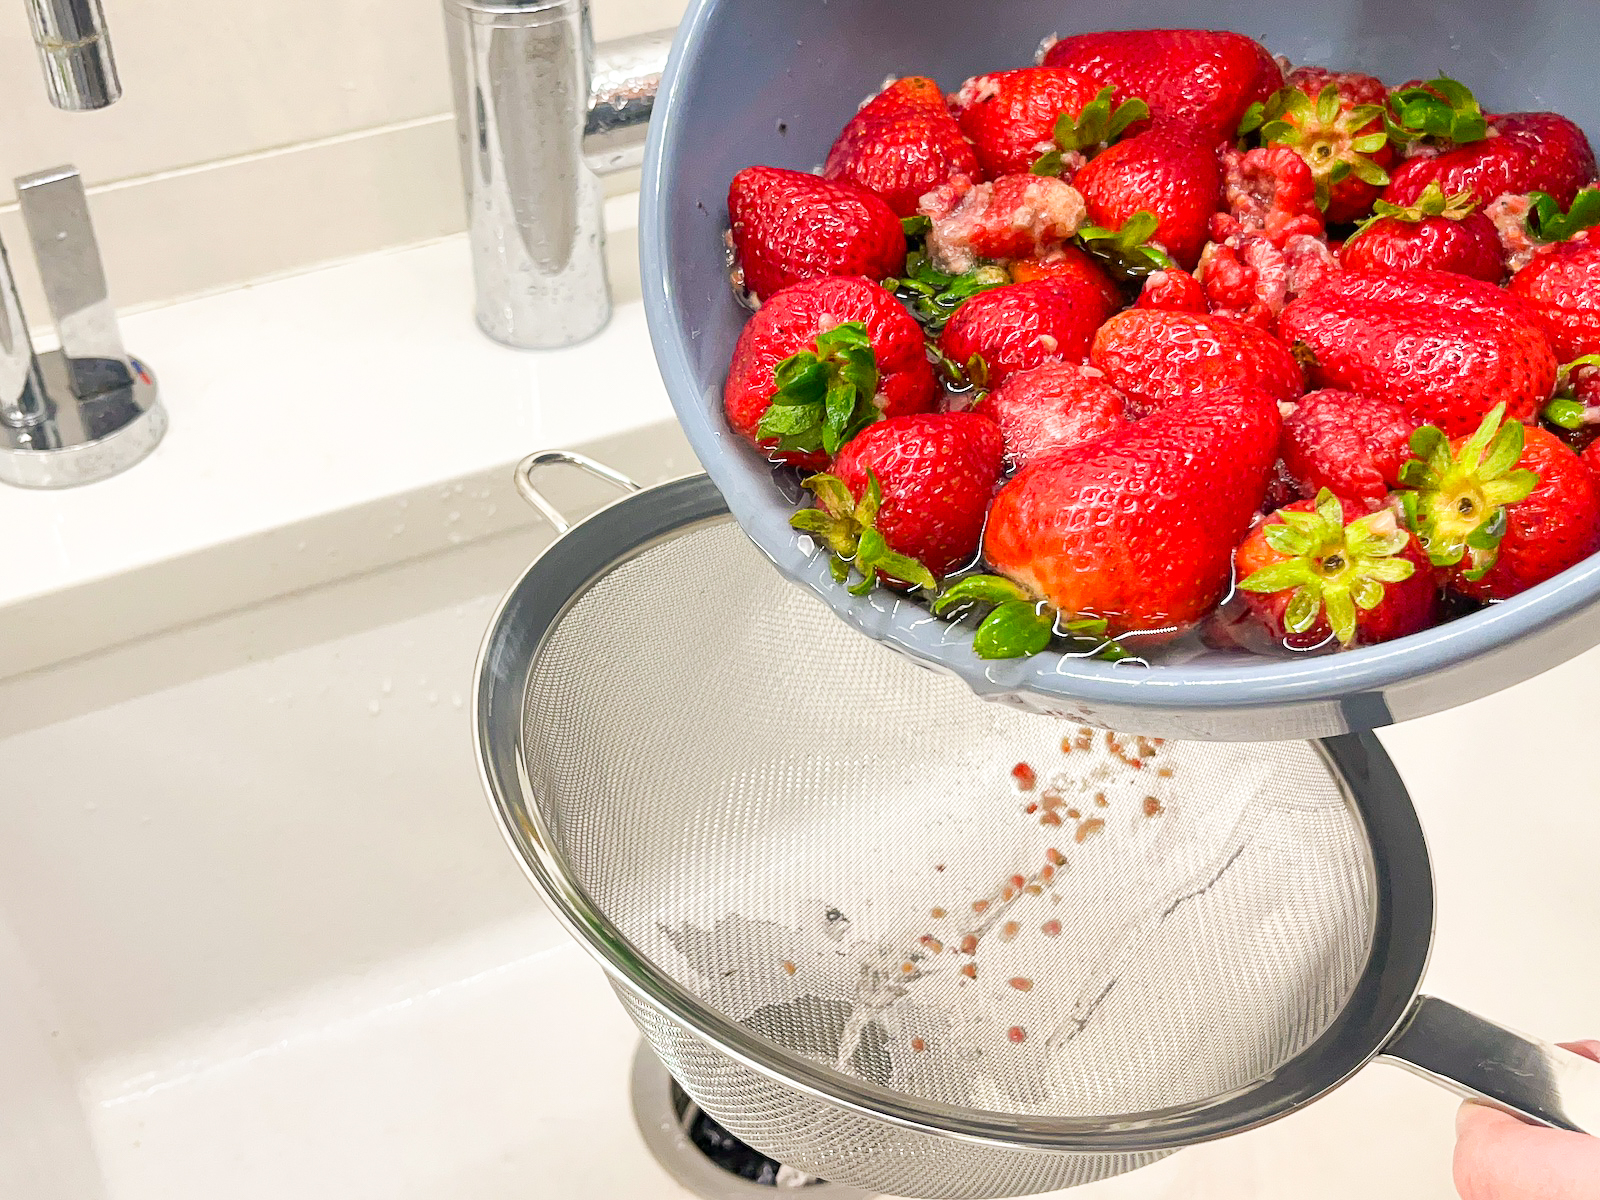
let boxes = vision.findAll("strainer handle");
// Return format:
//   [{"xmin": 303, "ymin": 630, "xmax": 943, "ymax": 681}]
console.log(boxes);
[
  {"xmin": 514, "ymin": 450, "xmax": 643, "ymax": 533},
  {"xmin": 1381, "ymin": 995, "xmax": 1600, "ymax": 1133}
]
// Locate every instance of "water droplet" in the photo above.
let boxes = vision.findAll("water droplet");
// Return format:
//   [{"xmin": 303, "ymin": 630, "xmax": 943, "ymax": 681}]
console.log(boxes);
[
  {"xmin": 448, "ymin": 532, "xmax": 464, "ymax": 544},
  {"xmin": 397, "ymin": 498, "xmax": 409, "ymax": 510},
  {"xmin": 296, "ymin": 541, "xmax": 308, "ymax": 552},
  {"xmin": 381, "ymin": 678, "xmax": 393, "ymax": 694},
  {"xmin": 427, "ymin": 692, "xmax": 439, "ymax": 705},
  {"xmin": 453, "ymin": 482, "xmax": 465, "ymax": 494},
  {"xmin": 392, "ymin": 524, "xmax": 406, "ymax": 536},
  {"xmin": 452, "ymin": 694, "xmax": 464, "ymax": 708},
  {"xmin": 368, "ymin": 700, "xmax": 381, "ymax": 716},
  {"xmin": 486, "ymin": 504, "xmax": 498, "ymax": 516},
  {"xmin": 447, "ymin": 511, "xmax": 461, "ymax": 523}
]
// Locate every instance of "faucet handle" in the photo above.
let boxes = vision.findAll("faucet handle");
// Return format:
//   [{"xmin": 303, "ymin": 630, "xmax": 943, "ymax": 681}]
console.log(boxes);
[
  {"xmin": 0, "ymin": 233, "xmax": 50, "ymax": 431},
  {"xmin": 16, "ymin": 166, "xmax": 133, "ymax": 398}
]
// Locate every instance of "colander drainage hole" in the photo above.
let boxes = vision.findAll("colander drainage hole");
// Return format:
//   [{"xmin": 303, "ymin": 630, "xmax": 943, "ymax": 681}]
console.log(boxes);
[{"xmin": 630, "ymin": 1042, "xmax": 873, "ymax": 1199}]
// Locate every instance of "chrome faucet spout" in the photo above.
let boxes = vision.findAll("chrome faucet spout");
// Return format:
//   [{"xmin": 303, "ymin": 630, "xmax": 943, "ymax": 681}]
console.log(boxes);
[{"xmin": 26, "ymin": 0, "xmax": 121, "ymax": 111}]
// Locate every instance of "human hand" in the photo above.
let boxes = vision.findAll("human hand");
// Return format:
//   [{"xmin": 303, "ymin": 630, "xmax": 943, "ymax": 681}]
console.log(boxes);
[{"xmin": 1454, "ymin": 1040, "xmax": 1600, "ymax": 1200}]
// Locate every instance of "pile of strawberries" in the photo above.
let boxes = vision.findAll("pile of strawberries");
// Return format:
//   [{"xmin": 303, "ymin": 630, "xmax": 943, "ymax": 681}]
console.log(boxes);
[{"xmin": 720, "ymin": 27, "xmax": 1600, "ymax": 660}]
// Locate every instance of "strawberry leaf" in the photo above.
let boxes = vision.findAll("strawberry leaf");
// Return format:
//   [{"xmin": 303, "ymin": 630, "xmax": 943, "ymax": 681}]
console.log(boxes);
[
  {"xmin": 791, "ymin": 468, "xmax": 938, "ymax": 596},
  {"xmin": 1389, "ymin": 75, "xmax": 1488, "ymax": 144},
  {"xmin": 1076, "ymin": 213, "xmax": 1175, "ymax": 285},
  {"xmin": 1048, "ymin": 86, "xmax": 1150, "ymax": 158},
  {"xmin": 931, "ymin": 574, "xmax": 1031, "ymax": 613},
  {"xmin": 973, "ymin": 601, "xmax": 1055, "ymax": 659},
  {"xmin": 757, "ymin": 322, "xmax": 881, "ymax": 456},
  {"xmin": 1527, "ymin": 188, "xmax": 1600, "ymax": 244},
  {"xmin": 885, "ymin": 253, "xmax": 1009, "ymax": 334}
]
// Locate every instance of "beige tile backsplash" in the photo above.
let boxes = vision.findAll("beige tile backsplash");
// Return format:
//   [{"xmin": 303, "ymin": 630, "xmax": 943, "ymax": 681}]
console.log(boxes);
[{"xmin": 0, "ymin": 0, "xmax": 686, "ymax": 324}]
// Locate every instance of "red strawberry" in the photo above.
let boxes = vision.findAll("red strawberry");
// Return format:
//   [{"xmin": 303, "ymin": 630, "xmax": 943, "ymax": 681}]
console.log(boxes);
[
  {"xmin": 950, "ymin": 67, "xmax": 1108, "ymax": 178},
  {"xmin": 822, "ymin": 77, "xmax": 984, "ymax": 217},
  {"xmin": 968, "ymin": 388, "xmax": 1281, "ymax": 642},
  {"xmin": 1198, "ymin": 227, "xmax": 1340, "ymax": 329},
  {"xmin": 1213, "ymin": 145, "xmax": 1326, "ymax": 246},
  {"xmin": 1246, "ymin": 68, "xmax": 1397, "ymax": 224},
  {"xmin": 1072, "ymin": 123, "xmax": 1222, "ymax": 269},
  {"xmin": 727, "ymin": 167, "xmax": 906, "ymax": 301},
  {"xmin": 1008, "ymin": 244, "xmax": 1122, "ymax": 309},
  {"xmin": 1399, "ymin": 404, "xmax": 1600, "ymax": 599},
  {"xmin": 939, "ymin": 278, "xmax": 1117, "ymax": 388},
  {"xmin": 1135, "ymin": 267, "xmax": 1208, "ymax": 312},
  {"xmin": 1385, "ymin": 111, "xmax": 1597, "ymax": 210},
  {"xmin": 1089, "ymin": 309, "xmax": 1304, "ymax": 416},
  {"xmin": 919, "ymin": 174, "xmax": 1086, "ymax": 273},
  {"xmin": 723, "ymin": 276, "xmax": 936, "ymax": 467},
  {"xmin": 972, "ymin": 361, "xmax": 1128, "ymax": 469},
  {"xmin": 1583, "ymin": 437, "xmax": 1600, "ymax": 477},
  {"xmin": 1339, "ymin": 184, "xmax": 1503, "ymax": 282},
  {"xmin": 1508, "ymin": 234, "xmax": 1600, "ymax": 361},
  {"xmin": 1279, "ymin": 269, "xmax": 1558, "ymax": 437},
  {"xmin": 792, "ymin": 413, "xmax": 1004, "ymax": 589},
  {"xmin": 1230, "ymin": 490, "xmax": 1436, "ymax": 650},
  {"xmin": 1040, "ymin": 29, "xmax": 1282, "ymax": 143},
  {"xmin": 1280, "ymin": 389, "xmax": 1416, "ymax": 506}
]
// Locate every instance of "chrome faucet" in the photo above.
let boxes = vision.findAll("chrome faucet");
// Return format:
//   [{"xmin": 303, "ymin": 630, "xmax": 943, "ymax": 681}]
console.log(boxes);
[
  {"xmin": 25, "ymin": 0, "xmax": 121, "ymax": 111},
  {"xmin": 443, "ymin": 0, "xmax": 672, "ymax": 349}
]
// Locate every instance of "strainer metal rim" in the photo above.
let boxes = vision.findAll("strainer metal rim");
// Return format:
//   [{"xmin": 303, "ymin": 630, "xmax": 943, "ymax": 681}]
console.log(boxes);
[{"xmin": 473, "ymin": 473, "xmax": 1438, "ymax": 1155}]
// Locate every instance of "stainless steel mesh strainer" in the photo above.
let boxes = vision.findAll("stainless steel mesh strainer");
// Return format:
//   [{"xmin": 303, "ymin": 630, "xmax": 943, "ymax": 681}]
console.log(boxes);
[{"xmin": 474, "ymin": 451, "xmax": 1600, "ymax": 1199}]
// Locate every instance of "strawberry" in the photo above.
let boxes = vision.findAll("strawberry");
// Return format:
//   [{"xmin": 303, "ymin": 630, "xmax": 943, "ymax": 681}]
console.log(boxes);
[
  {"xmin": 938, "ymin": 278, "xmax": 1117, "ymax": 388},
  {"xmin": 1089, "ymin": 309, "xmax": 1304, "ymax": 416},
  {"xmin": 952, "ymin": 388, "xmax": 1281, "ymax": 649},
  {"xmin": 919, "ymin": 174, "xmax": 1086, "ymax": 273},
  {"xmin": 1507, "ymin": 231, "xmax": 1600, "ymax": 361},
  {"xmin": 1584, "ymin": 438, "xmax": 1600, "ymax": 478},
  {"xmin": 1384, "ymin": 108, "xmax": 1597, "ymax": 211},
  {"xmin": 727, "ymin": 167, "xmax": 906, "ymax": 302},
  {"xmin": 1540, "ymin": 356, "xmax": 1600, "ymax": 454},
  {"xmin": 822, "ymin": 77, "xmax": 984, "ymax": 218},
  {"xmin": 792, "ymin": 413, "xmax": 1003, "ymax": 590},
  {"xmin": 1135, "ymin": 267, "xmax": 1208, "ymax": 312},
  {"xmin": 1071, "ymin": 123, "xmax": 1223, "ymax": 269},
  {"xmin": 1339, "ymin": 183, "xmax": 1503, "ymax": 281},
  {"xmin": 1279, "ymin": 269, "xmax": 1558, "ymax": 437},
  {"xmin": 1008, "ymin": 244, "xmax": 1122, "ymax": 308},
  {"xmin": 1231, "ymin": 490, "xmax": 1436, "ymax": 649},
  {"xmin": 972, "ymin": 361, "xmax": 1129, "ymax": 469},
  {"xmin": 1399, "ymin": 404, "xmax": 1600, "ymax": 599},
  {"xmin": 723, "ymin": 276, "xmax": 936, "ymax": 466},
  {"xmin": 1198, "ymin": 228, "xmax": 1340, "ymax": 329},
  {"xmin": 1040, "ymin": 29, "xmax": 1282, "ymax": 143},
  {"xmin": 950, "ymin": 67, "xmax": 1111, "ymax": 178},
  {"xmin": 1280, "ymin": 389, "xmax": 1416, "ymax": 506},
  {"xmin": 1212, "ymin": 145, "xmax": 1326, "ymax": 246}
]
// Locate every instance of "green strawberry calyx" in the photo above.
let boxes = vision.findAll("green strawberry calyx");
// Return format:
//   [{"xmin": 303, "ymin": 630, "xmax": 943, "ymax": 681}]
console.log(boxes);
[
  {"xmin": 934, "ymin": 349, "xmax": 991, "ymax": 394},
  {"xmin": 1526, "ymin": 188, "xmax": 1600, "ymax": 244},
  {"xmin": 1075, "ymin": 211, "xmax": 1174, "ymax": 284},
  {"xmin": 756, "ymin": 322, "xmax": 881, "ymax": 457},
  {"xmin": 1347, "ymin": 182, "xmax": 1478, "ymax": 243},
  {"xmin": 931, "ymin": 574, "xmax": 1128, "ymax": 661},
  {"xmin": 1237, "ymin": 489, "xmax": 1416, "ymax": 646},
  {"xmin": 1242, "ymin": 84, "xmax": 1390, "ymax": 210},
  {"xmin": 1397, "ymin": 403, "xmax": 1539, "ymax": 581},
  {"xmin": 1386, "ymin": 75, "xmax": 1490, "ymax": 145},
  {"xmin": 1541, "ymin": 354, "xmax": 1600, "ymax": 430},
  {"xmin": 1032, "ymin": 86, "xmax": 1150, "ymax": 176},
  {"xmin": 790, "ymin": 470, "xmax": 938, "ymax": 597},
  {"xmin": 883, "ymin": 251, "xmax": 1010, "ymax": 334}
]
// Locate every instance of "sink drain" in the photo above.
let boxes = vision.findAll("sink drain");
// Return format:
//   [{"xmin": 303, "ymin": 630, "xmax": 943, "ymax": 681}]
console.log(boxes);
[{"xmin": 630, "ymin": 1043, "xmax": 873, "ymax": 1199}]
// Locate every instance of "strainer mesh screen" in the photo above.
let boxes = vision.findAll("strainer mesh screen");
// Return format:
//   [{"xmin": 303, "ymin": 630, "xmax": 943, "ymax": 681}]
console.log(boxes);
[{"xmin": 518, "ymin": 518, "xmax": 1376, "ymax": 1197}]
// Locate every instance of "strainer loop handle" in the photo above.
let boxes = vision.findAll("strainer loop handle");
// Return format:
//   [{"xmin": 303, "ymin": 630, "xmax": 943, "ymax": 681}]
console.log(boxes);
[
  {"xmin": 514, "ymin": 449, "xmax": 643, "ymax": 534},
  {"xmin": 1382, "ymin": 995, "xmax": 1600, "ymax": 1132}
]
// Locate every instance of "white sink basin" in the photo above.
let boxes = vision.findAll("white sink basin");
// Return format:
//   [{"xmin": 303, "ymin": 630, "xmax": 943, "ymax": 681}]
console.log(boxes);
[{"xmin": 0, "ymin": 232, "xmax": 1596, "ymax": 1200}]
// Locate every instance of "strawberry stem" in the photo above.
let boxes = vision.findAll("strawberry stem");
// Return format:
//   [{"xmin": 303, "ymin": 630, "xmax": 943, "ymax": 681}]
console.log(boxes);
[
  {"xmin": 791, "ymin": 469, "xmax": 939, "ymax": 596},
  {"xmin": 1397, "ymin": 403, "xmax": 1539, "ymax": 580},
  {"xmin": 1238, "ymin": 489, "xmax": 1416, "ymax": 646},
  {"xmin": 932, "ymin": 575, "xmax": 1128, "ymax": 661},
  {"xmin": 756, "ymin": 322, "xmax": 881, "ymax": 457}
]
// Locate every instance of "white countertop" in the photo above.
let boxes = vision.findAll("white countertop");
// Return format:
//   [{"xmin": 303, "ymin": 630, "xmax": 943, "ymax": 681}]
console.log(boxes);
[{"xmin": 0, "ymin": 196, "xmax": 698, "ymax": 681}]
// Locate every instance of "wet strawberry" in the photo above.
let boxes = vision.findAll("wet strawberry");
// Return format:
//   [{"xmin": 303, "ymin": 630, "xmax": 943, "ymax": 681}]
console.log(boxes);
[
  {"xmin": 1232, "ymin": 490, "xmax": 1435, "ymax": 649},
  {"xmin": 724, "ymin": 276, "xmax": 936, "ymax": 467},
  {"xmin": 939, "ymin": 278, "xmax": 1117, "ymax": 388},
  {"xmin": 1241, "ymin": 68, "xmax": 1395, "ymax": 224},
  {"xmin": 727, "ymin": 167, "xmax": 906, "ymax": 301},
  {"xmin": 1340, "ymin": 183, "xmax": 1503, "ymax": 281},
  {"xmin": 1508, "ymin": 233, "xmax": 1600, "ymax": 361},
  {"xmin": 1212, "ymin": 145, "xmax": 1325, "ymax": 246},
  {"xmin": 1071, "ymin": 123, "xmax": 1222, "ymax": 270},
  {"xmin": 969, "ymin": 388, "xmax": 1281, "ymax": 643},
  {"xmin": 1198, "ymin": 229, "xmax": 1340, "ymax": 329},
  {"xmin": 1385, "ymin": 109, "xmax": 1597, "ymax": 210},
  {"xmin": 1008, "ymin": 244, "xmax": 1122, "ymax": 309},
  {"xmin": 1089, "ymin": 309, "xmax": 1304, "ymax": 416},
  {"xmin": 950, "ymin": 67, "xmax": 1108, "ymax": 178},
  {"xmin": 1279, "ymin": 269, "xmax": 1558, "ymax": 437},
  {"xmin": 793, "ymin": 412, "xmax": 1004, "ymax": 591},
  {"xmin": 822, "ymin": 77, "xmax": 984, "ymax": 217},
  {"xmin": 972, "ymin": 361, "xmax": 1128, "ymax": 469},
  {"xmin": 1399, "ymin": 404, "xmax": 1600, "ymax": 599},
  {"xmin": 1135, "ymin": 267, "xmax": 1208, "ymax": 312},
  {"xmin": 919, "ymin": 174, "xmax": 1086, "ymax": 273},
  {"xmin": 1040, "ymin": 29, "xmax": 1282, "ymax": 143},
  {"xmin": 1280, "ymin": 389, "xmax": 1416, "ymax": 506}
]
